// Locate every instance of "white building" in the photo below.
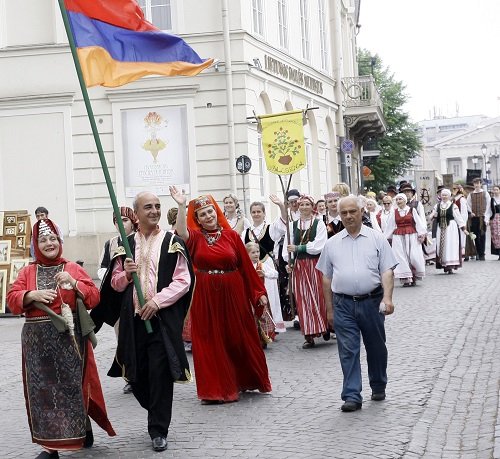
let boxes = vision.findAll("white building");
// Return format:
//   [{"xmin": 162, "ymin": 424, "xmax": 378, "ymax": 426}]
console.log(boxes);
[
  {"xmin": 0, "ymin": 0, "xmax": 385, "ymax": 274},
  {"xmin": 422, "ymin": 116, "xmax": 500, "ymax": 186}
]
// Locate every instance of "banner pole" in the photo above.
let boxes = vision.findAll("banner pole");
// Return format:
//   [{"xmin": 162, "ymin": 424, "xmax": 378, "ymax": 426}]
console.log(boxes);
[
  {"xmin": 57, "ymin": 0, "xmax": 152, "ymax": 333},
  {"xmin": 278, "ymin": 174, "xmax": 295, "ymax": 318}
]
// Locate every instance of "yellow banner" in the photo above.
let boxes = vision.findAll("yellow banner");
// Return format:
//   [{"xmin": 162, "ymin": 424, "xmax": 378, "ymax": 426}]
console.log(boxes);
[{"xmin": 259, "ymin": 110, "xmax": 306, "ymax": 175}]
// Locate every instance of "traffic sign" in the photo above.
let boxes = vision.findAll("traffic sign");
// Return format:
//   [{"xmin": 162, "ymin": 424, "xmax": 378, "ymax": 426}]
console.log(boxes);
[
  {"xmin": 345, "ymin": 153, "xmax": 352, "ymax": 167},
  {"xmin": 236, "ymin": 155, "xmax": 252, "ymax": 173},
  {"xmin": 341, "ymin": 139, "xmax": 354, "ymax": 153}
]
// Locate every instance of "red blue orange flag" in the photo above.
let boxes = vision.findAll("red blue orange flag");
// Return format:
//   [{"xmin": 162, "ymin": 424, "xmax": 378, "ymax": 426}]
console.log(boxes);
[{"xmin": 64, "ymin": 0, "xmax": 214, "ymax": 87}]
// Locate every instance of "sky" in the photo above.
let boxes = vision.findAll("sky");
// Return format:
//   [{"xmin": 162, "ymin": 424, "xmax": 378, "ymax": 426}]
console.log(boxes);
[{"xmin": 357, "ymin": 0, "xmax": 500, "ymax": 123}]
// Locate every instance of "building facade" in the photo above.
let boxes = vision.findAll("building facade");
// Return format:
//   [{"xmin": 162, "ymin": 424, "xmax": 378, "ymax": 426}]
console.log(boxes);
[
  {"xmin": 0, "ymin": 0, "xmax": 384, "ymax": 274},
  {"xmin": 422, "ymin": 116, "xmax": 500, "ymax": 187}
]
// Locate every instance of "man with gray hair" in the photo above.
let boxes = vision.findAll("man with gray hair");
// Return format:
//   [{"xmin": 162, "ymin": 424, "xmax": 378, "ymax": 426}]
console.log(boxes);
[{"xmin": 317, "ymin": 195, "xmax": 397, "ymax": 412}]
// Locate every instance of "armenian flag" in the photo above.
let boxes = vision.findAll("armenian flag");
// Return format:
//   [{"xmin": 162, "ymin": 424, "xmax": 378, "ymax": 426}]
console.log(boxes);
[{"xmin": 64, "ymin": 0, "xmax": 214, "ymax": 87}]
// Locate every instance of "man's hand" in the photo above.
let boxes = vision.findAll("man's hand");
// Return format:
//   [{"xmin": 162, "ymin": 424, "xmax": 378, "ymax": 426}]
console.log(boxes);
[
  {"xmin": 137, "ymin": 299, "xmax": 160, "ymax": 320},
  {"xmin": 123, "ymin": 258, "xmax": 138, "ymax": 281},
  {"xmin": 382, "ymin": 297, "xmax": 394, "ymax": 315}
]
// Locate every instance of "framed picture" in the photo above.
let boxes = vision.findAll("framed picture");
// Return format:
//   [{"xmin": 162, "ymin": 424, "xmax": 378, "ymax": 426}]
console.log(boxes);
[
  {"xmin": 0, "ymin": 269, "xmax": 7, "ymax": 314},
  {"xmin": 5, "ymin": 215, "xmax": 17, "ymax": 225},
  {"xmin": 4, "ymin": 226, "xmax": 17, "ymax": 236},
  {"xmin": 16, "ymin": 236, "xmax": 26, "ymax": 249},
  {"xmin": 0, "ymin": 212, "xmax": 4, "ymax": 236},
  {"xmin": 0, "ymin": 240, "xmax": 11, "ymax": 264},
  {"xmin": 10, "ymin": 258, "xmax": 29, "ymax": 283},
  {"xmin": 18, "ymin": 221, "xmax": 27, "ymax": 235}
]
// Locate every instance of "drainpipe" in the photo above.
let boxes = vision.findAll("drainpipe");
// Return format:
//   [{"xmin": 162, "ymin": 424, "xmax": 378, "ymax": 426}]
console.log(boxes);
[
  {"xmin": 331, "ymin": 0, "xmax": 347, "ymax": 182},
  {"xmin": 222, "ymin": 0, "xmax": 237, "ymax": 194}
]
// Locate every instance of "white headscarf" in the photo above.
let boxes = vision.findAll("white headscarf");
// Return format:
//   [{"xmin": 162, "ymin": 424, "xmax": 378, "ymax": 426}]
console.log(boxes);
[{"xmin": 394, "ymin": 193, "xmax": 408, "ymax": 204}]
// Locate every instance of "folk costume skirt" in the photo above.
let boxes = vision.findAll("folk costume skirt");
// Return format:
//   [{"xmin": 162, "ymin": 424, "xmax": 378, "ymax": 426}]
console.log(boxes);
[
  {"xmin": 21, "ymin": 317, "xmax": 114, "ymax": 451},
  {"xmin": 291, "ymin": 257, "xmax": 328, "ymax": 336}
]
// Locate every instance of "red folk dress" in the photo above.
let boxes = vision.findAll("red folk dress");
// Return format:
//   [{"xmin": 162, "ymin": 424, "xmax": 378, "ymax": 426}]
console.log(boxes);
[{"xmin": 186, "ymin": 228, "xmax": 272, "ymax": 402}]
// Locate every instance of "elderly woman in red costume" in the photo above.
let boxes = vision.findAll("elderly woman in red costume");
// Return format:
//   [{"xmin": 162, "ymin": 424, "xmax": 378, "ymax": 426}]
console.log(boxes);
[
  {"xmin": 7, "ymin": 219, "xmax": 115, "ymax": 459},
  {"xmin": 272, "ymin": 193, "xmax": 328, "ymax": 349},
  {"xmin": 169, "ymin": 186, "xmax": 272, "ymax": 403}
]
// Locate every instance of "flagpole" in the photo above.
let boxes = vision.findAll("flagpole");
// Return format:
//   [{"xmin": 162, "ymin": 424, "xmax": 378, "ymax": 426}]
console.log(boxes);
[{"xmin": 57, "ymin": 0, "xmax": 152, "ymax": 333}]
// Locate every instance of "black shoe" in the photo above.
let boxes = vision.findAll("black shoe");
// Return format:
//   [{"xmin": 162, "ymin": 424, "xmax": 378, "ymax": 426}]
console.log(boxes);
[
  {"xmin": 341, "ymin": 401, "xmax": 362, "ymax": 412},
  {"xmin": 123, "ymin": 383, "xmax": 133, "ymax": 394},
  {"xmin": 35, "ymin": 452, "xmax": 59, "ymax": 459},
  {"xmin": 322, "ymin": 332, "xmax": 331, "ymax": 341},
  {"xmin": 371, "ymin": 391, "xmax": 386, "ymax": 401},
  {"xmin": 152, "ymin": 436, "xmax": 168, "ymax": 452},
  {"xmin": 479, "ymin": 255, "xmax": 485, "ymax": 261},
  {"xmin": 464, "ymin": 257, "xmax": 469, "ymax": 261},
  {"xmin": 302, "ymin": 338, "xmax": 315, "ymax": 349},
  {"xmin": 84, "ymin": 427, "xmax": 94, "ymax": 448},
  {"xmin": 293, "ymin": 320, "xmax": 300, "ymax": 330}
]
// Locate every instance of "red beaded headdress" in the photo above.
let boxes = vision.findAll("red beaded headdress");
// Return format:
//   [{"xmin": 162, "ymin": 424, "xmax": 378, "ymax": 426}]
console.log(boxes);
[{"xmin": 186, "ymin": 195, "xmax": 231, "ymax": 231}]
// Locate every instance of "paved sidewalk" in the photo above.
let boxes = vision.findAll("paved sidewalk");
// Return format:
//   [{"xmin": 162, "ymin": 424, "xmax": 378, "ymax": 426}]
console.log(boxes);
[{"xmin": 1, "ymin": 257, "xmax": 499, "ymax": 458}]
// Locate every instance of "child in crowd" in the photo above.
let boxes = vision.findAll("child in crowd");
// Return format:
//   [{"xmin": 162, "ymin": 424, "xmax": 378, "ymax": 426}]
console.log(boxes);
[{"xmin": 245, "ymin": 242, "xmax": 281, "ymax": 345}]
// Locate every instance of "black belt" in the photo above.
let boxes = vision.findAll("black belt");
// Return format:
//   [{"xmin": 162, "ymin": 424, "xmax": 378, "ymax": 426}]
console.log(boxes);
[{"xmin": 334, "ymin": 286, "xmax": 383, "ymax": 302}]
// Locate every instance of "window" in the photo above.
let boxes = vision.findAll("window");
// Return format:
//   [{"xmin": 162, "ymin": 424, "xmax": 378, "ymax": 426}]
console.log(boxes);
[
  {"xmin": 300, "ymin": 0, "xmax": 310, "ymax": 60},
  {"xmin": 137, "ymin": 0, "xmax": 172, "ymax": 30},
  {"xmin": 278, "ymin": 0, "xmax": 288, "ymax": 49},
  {"xmin": 318, "ymin": 0, "xmax": 329, "ymax": 70},
  {"xmin": 252, "ymin": 0, "xmax": 264, "ymax": 36}
]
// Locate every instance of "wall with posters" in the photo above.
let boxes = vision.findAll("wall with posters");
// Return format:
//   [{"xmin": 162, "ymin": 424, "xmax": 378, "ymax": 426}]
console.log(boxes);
[{"xmin": 0, "ymin": 211, "xmax": 31, "ymax": 314}]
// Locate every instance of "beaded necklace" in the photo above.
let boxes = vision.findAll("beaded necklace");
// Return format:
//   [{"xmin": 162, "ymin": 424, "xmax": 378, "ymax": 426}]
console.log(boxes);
[{"xmin": 202, "ymin": 227, "xmax": 222, "ymax": 245}]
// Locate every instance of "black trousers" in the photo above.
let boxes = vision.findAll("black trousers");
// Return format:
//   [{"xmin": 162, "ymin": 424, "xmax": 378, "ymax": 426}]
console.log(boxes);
[
  {"xmin": 470, "ymin": 216, "xmax": 486, "ymax": 256},
  {"xmin": 132, "ymin": 316, "xmax": 174, "ymax": 439}
]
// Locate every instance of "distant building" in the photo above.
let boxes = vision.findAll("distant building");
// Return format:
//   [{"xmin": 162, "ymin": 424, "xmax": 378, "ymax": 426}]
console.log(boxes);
[{"xmin": 421, "ymin": 116, "xmax": 500, "ymax": 186}]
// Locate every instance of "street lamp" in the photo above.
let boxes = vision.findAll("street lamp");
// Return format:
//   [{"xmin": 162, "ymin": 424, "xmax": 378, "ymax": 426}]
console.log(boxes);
[
  {"xmin": 472, "ymin": 155, "xmax": 478, "ymax": 170},
  {"xmin": 481, "ymin": 144, "xmax": 488, "ymax": 190}
]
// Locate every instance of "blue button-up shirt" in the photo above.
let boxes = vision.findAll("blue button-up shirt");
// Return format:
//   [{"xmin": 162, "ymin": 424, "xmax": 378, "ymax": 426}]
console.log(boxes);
[{"xmin": 316, "ymin": 225, "xmax": 397, "ymax": 296}]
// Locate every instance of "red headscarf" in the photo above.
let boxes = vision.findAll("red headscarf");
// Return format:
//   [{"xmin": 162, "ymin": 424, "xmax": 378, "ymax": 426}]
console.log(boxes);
[
  {"xmin": 186, "ymin": 195, "xmax": 231, "ymax": 231},
  {"xmin": 33, "ymin": 219, "xmax": 68, "ymax": 266}
]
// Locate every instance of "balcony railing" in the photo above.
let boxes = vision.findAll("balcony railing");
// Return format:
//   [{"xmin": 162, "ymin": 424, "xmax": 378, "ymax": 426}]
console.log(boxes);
[{"xmin": 341, "ymin": 75, "xmax": 383, "ymax": 109}]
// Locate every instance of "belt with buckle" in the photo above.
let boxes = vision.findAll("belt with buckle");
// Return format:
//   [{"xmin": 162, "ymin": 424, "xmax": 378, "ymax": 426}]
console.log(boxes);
[
  {"xmin": 197, "ymin": 269, "xmax": 235, "ymax": 275},
  {"xmin": 334, "ymin": 286, "xmax": 383, "ymax": 302}
]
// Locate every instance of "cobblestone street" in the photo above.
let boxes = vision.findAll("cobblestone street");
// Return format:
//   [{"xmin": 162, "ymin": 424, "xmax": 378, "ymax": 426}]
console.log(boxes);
[{"xmin": 1, "ymin": 257, "xmax": 500, "ymax": 458}]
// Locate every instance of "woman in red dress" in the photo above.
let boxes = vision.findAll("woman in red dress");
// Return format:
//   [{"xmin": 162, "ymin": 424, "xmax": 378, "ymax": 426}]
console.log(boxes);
[
  {"xmin": 7, "ymin": 219, "xmax": 115, "ymax": 459},
  {"xmin": 169, "ymin": 186, "xmax": 272, "ymax": 403}
]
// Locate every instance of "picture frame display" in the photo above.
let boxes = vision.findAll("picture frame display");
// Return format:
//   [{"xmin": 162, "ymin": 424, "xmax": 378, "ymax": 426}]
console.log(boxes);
[
  {"xmin": 4, "ymin": 226, "xmax": 16, "ymax": 236},
  {"xmin": 0, "ymin": 269, "xmax": 7, "ymax": 314},
  {"xmin": 5, "ymin": 215, "xmax": 17, "ymax": 225},
  {"xmin": 0, "ymin": 240, "xmax": 11, "ymax": 265},
  {"xmin": 10, "ymin": 258, "xmax": 29, "ymax": 283}
]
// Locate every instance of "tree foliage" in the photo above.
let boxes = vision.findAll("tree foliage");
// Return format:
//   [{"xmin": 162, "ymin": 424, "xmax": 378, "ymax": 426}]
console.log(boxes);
[{"xmin": 358, "ymin": 49, "xmax": 421, "ymax": 192}]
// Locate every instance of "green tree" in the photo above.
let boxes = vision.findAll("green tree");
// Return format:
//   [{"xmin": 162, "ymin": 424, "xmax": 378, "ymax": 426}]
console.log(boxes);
[{"xmin": 358, "ymin": 49, "xmax": 421, "ymax": 192}]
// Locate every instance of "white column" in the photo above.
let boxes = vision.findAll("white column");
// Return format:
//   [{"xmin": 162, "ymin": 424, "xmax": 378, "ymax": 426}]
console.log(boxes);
[
  {"xmin": 461, "ymin": 157, "xmax": 468, "ymax": 180},
  {"xmin": 440, "ymin": 157, "xmax": 448, "ymax": 175}
]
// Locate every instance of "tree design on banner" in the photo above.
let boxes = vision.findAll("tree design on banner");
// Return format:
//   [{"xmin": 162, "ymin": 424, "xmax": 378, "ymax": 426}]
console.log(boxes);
[{"xmin": 267, "ymin": 127, "xmax": 302, "ymax": 165}]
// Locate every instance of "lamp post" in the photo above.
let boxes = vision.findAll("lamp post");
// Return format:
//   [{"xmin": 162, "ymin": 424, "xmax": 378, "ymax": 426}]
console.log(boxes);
[
  {"xmin": 481, "ymin": 144, "xmax": 488, "ymax": 190},
  {"xmin": 472, "ymin": 155, "xmax": 478, "ymax": 170},
  {"xmin": 492, "ymin": 150, "xmax": 500, "ymax": 185}
]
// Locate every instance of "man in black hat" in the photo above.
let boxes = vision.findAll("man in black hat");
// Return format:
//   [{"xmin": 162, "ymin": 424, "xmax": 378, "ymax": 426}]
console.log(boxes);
[
  {"xmin": 400, "ymin": 183, "xmax": 426, "ymax": 226},
  {"xmin": 466, "ymin": 178, "xmax": 491, "ymax": 260},
  {"xmin": 286, "ymin": 189, "xmax": 301, "ymax": 222}
]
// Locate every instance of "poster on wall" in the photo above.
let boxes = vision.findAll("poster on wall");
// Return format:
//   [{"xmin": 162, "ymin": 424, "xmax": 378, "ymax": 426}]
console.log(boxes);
[{"xmin": 122, "ymin": 106, "xmax": 191, "ymax": 197}]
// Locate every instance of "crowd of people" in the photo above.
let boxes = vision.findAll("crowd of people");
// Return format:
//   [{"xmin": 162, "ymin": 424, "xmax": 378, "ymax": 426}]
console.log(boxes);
[{"xmin": 7, "ymin": 178, "xmax": 500, "ymax": 457}]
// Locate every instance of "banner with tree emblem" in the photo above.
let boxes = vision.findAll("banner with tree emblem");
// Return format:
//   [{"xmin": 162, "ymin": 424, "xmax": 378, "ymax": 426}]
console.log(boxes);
[{"xmin": 259, "ymin": 110, "xmax": 306, "ymax": 175}]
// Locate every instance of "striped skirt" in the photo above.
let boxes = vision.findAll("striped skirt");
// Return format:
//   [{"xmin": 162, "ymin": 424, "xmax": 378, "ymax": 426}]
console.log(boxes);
[{"xmin": 291, "ymin": 257, "xmax": 327, "ymax": 336}]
